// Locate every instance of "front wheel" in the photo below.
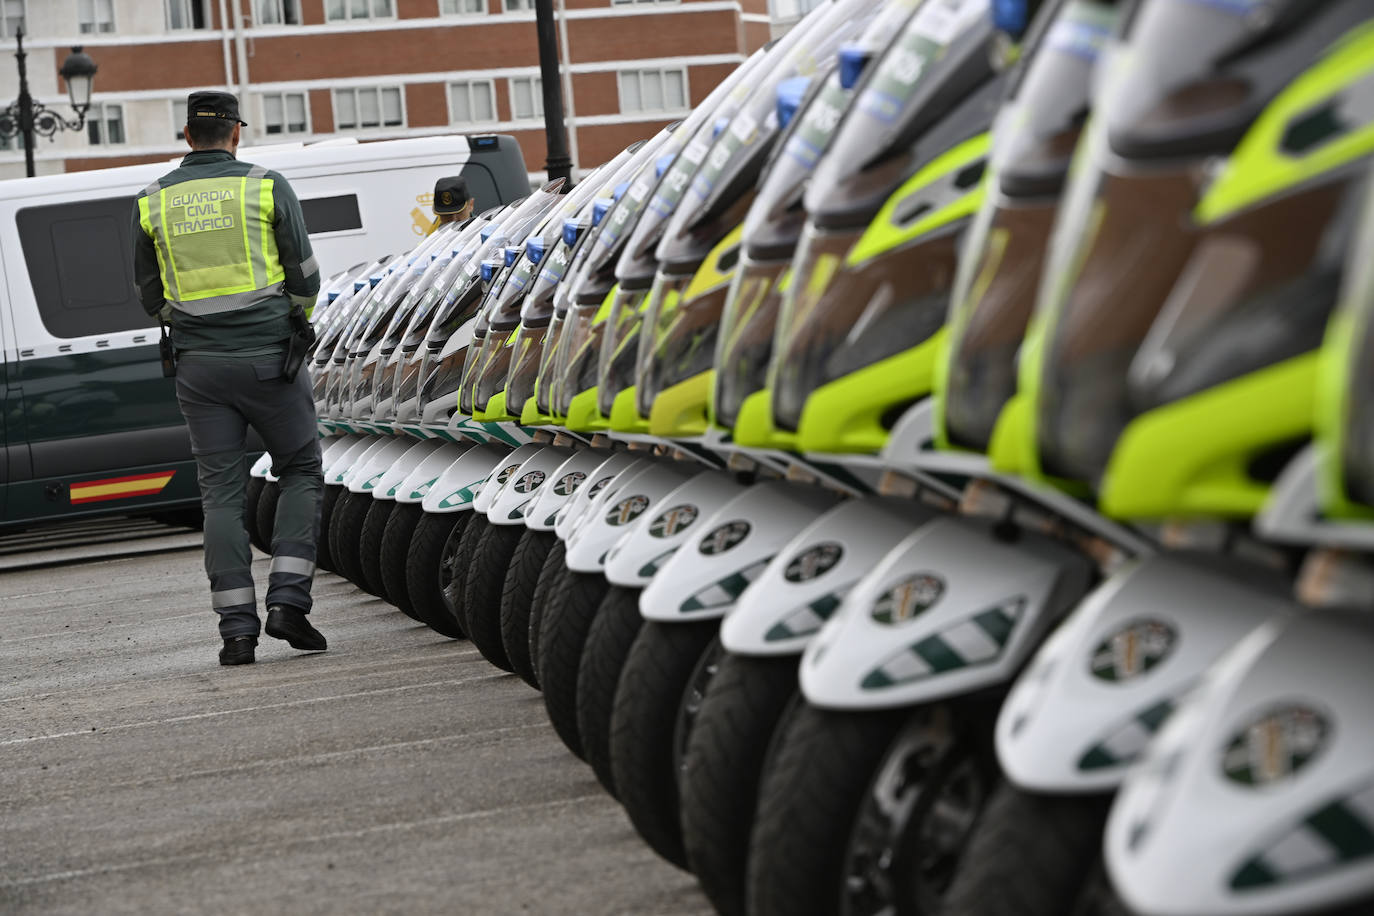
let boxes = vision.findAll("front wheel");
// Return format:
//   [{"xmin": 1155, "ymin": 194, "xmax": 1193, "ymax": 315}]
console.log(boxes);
[
  {"xmin": 316, "ymin": 484, "xmax": 342, "ymax": 574},
  {"xmin": 404, "ymin": 511, "xmax": 467, "ymax": 639},
  {"xmin": 537, "ymin": 566, "xmax": 610, "ymax": 760},
  {"xmin": 358, "ymin": 498, "xmax": 394, "ymax": 601},
  {"xmin": 575, "ymin": 585, "xmax": 646, "ymax": 798},
  {"xmin": 379, "ymin": 503, "xmax": 425, "ymax": 620},
  {"xmin": 255, "ymin": 479, "xmax": 281, "ymax": 555},
  {"xmin": 500, "ymin": 529, "xmax": 556, "ymax": 689},
  {"xmin": 463, "ymin": 522, "xmax": 526, "ymax": 672},
  {"xmin": 245, "ymin": 475, "xmax": 268, "ymax": 553},
  {"xmin": 329, "ymin": 489, "xmax": 369, "ymax": 587}
]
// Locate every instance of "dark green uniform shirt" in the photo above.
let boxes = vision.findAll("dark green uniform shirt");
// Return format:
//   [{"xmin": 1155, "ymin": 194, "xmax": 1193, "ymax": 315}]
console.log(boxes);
[{"xmin": 131, "ymin": 149, "xmax": 321, "ymax": 357}]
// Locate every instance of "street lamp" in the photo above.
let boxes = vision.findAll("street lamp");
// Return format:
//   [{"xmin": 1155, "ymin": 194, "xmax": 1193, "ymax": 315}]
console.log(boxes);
[{"xmin": 0, "ymin": 29, "xmax": 98, "ymax": 178}]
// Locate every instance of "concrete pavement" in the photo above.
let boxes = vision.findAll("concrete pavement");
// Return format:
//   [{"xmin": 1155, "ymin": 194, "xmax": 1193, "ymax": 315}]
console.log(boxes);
[{"xmin": 0, "ymin": 518, "xmax": 712, "ymax": 915}]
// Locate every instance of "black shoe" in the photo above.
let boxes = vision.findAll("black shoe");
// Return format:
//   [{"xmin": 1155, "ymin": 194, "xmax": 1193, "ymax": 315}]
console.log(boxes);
[
  {"xmin": 219, "ymin": 635, "xmax": 257, "ymax": 666},
  {"xmin": 265, "ymin": 605, "xmax": 327, "ymax": 652}
]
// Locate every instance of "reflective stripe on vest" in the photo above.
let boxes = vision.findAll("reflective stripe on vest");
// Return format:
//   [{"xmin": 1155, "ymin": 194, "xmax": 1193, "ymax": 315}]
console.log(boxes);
[{"xmin": 138, "ymin": 173, "xmax": 285, "ymax": 316}]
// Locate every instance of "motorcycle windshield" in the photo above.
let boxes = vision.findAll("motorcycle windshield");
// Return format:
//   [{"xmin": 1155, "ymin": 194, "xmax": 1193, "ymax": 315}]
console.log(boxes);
[
  {"xmin": 714, "ymin": 258, "xmax": 790, "ymax": 429},
  {"xmin": 473, "ymin": 328, "xmax": 516, "ymax": 413},
  {"xmin": 805, "ymin": 0, "xmax": 995, "ymax": 229},
  {"xmin": 1032, "ymin": 0, "xmax": 1374, "ymax": 482},
  {"xmin": 507, "ymin": 322, "xmax": 548, "ymax": 417},
  {"xmin": 552, "ymin": 302, "xmax": 608, "ymax": 417},
  {"xmin": 941, "ymin": 0, "xmax": 1113, "ymax": 451},
  {"xmin": 597, "ymin": 285, "xmax": 653, "ymax": 419},
  {"xmin": 535, "ymin": 310, "xmax": 567, "ymax": 416},
  {"xmin": 1348, "ymin": 282, "xmax": 1374, "ymax": 507}
]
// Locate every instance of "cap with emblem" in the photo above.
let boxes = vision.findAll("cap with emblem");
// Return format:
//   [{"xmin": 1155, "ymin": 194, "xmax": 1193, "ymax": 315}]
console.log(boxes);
[
  {"xmin": 432, "ymin": 176, "xmax": 471, "ymax": 215},
  {"xmin": 186, "ymin": 90, "xmax": 247, "ymax": 126}
]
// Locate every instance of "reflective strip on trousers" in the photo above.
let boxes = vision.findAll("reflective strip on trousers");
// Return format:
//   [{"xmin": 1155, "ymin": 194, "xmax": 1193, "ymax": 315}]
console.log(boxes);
[
  {"xmin": 269, "ymin": 555, "xmax": 315, "ymax": 577},
  {"xmin": 212, "ymin": 586, "xmax": 256, "ymax": 608}
]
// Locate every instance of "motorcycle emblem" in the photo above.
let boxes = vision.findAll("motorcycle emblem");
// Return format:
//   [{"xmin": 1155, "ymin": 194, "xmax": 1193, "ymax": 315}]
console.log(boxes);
[
  {"xmin": 606, "ymin": 494, "xmax": 650, "ymax": 527},
  {"xmin": 872, "ymin": 573, "xmax": 944, "ymax": 624},
  {"xmin": 1090, "ymin": 620, "xmax": 1176, "ymax": 682},
  {"xmin": 784, "ymin": 542, "xmax": 843, "ymax": 583},
  {"xmin": 586, "ymin": 475, "xmax": 613, "ymax": 498},
  {"xmin": 650, "ymin": 504, "xmax": 699, "ymax": 538},
  {"xmin": 699, "ymin": 520, "xmax": 750, "ymax": 556},
  {"xmin": 494, "ymin": 463, "xmax": 520, "ymax": 486},
  {"xmin": 553, "ymin": 470, "xmax": 586, "ymax": 496},
  {"xmin": 513, "ymin": 470, "xmax": 546, "ymax": 494},
  {"xmin": 1223, "ymin": 704, "xmax": 1329, "ymax": 788}
]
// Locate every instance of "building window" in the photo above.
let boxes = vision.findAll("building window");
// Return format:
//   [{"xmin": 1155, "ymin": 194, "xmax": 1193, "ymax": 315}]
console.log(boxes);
[
  {"xmin": 618, "ymin": 67, "xmax": 687, "ymax": 114},
  {"xmin": 325, "ymin": 0, "xmax": 393, "ymax": 21},
  {"xmin": 441, "ymin": 0, "xmax": 486, "ymax": 13},
  {"xmin": 1, "ymin": 0, "xmax": 24, "ymax": 38},
  {"xmin": 0, "ymin": 130, "xmax": 27, "ymax": 152},
  {"xmin": 172, "ymin": 99, "xmax": 187, "ymax": 140},
  {"xmin": 263, "ymin": 91, "xmax": 309, "ymax": 135},
  {"xmin": 79, "ymin": 0, "xmax": 115, "ymax": 33},
  {"xmin": 510, "ymin": 76, "xmax": 542, "ymax": 121},
  {"xmin": 449, "ymin": 80, "xmax": 496, "ymax": 125},
  {"xmin": 166, "ymin": 0, "xmax": 208, "ymax": 29},
  {"xmin": 255, "ymin": 0, "xmax": 302, "ymax": 24},
  {"xmin": 503, "ymin": 0, "xmax": 534, "ymax": 10},
  {"xmin": 334, "ymin": 87, "xmax": 404, "ymax": 130},
  {"xmin": 87, "ymin": 103, "xmax": 125, "ymax": 145}
]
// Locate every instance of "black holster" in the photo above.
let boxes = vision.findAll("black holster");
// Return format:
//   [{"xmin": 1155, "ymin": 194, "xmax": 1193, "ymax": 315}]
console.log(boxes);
[
  {"xmin": 159, "ymin": 320, "xmax": 177, "ymax": 378},
  {"xmin": 283, "ymin": 305, "xmax": 317, "ymax": 382}
]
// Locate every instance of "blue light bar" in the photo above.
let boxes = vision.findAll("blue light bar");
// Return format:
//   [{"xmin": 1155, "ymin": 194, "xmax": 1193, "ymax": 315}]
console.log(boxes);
[
  {"xmin": 613, "ymin": 180, "xmax": 631, "ymax": 201},
  {"xmin": 480, "ymin": 260, "xmax": 498, "ymax": 283},
  {"xmin": 328, "ymin": 291, "xmax": 340, "ymax": 304},
  {"xmin": 713, "ymin": 116, "xmax": 729, "ymax": 138},
  {"xmin": 776, "ymin": 76, "xmax": 810, "ymax": 129},
  {"xmin": 525, "ymin": 236, "xmax": 548, "ymax": 264},
  {"xmin": 592, "ymin": 197, "xmax": 614, "ymax": 226},
  {"xmin": 655, "ymin": 152, "xmax": 675, "ymax": 177},
  {"xmin": 503, "ymin": 246, "xmax": 521, "ymax": 268},
  {"xmin": 839, "ymin": 45, "xmax": 869, "ymax": 90},
  {"xmin": 563, "ymin": 217, "xmax": 583, "ymax": 247},
  {"xmin": 480, "ymin": 223, "xmax": 499, "ymax": 242},
  {"xmin": 993, "ymin": 0, "xmax": 1029, "ymax": 37}
]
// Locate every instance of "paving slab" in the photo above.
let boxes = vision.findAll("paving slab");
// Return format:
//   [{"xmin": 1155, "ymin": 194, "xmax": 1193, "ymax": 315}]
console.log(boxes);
[{"xmin": 0, "ymin": 521, "xmax": 712, "ymax": 915}]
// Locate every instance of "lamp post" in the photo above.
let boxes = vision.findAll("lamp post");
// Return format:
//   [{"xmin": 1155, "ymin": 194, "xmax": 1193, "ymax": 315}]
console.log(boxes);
[
  {"xmin": 534, "ymin": 0, "xmax": 572, "ymax": 186},
  {"xmin": 0, "ymin": 29, "xmax": 98, "ymax": 178}
]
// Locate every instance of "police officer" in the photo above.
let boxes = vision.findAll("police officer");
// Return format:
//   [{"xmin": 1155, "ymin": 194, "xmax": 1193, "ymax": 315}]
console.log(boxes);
[
  {"xmin": 429, "ymin": 175, "xmax": 474, "ymax": 233},
  {"xmin": 132, "ymin": 90, "xmax": 325, "ymax": 666}
]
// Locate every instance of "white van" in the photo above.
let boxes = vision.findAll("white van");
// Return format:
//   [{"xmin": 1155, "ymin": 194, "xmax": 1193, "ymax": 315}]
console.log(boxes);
[{"xmin": 0, "ymin": 133, "xmax": 529, "ymax": 531}]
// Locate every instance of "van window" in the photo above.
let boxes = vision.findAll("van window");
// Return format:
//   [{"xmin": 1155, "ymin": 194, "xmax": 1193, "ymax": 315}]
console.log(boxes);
[
  {"xmin": 17, "ymin": 196, "xmax": 149, "ymax": 339},
  {"xmin": 301, "ymin": 194, "xmax": 363, "ymax": 234}
]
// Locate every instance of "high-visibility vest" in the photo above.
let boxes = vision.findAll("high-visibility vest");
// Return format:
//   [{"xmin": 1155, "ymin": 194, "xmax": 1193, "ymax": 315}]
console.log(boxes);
[{"xmin": 138, "ymin": 166, "xmax": 286, "ymax": 316}]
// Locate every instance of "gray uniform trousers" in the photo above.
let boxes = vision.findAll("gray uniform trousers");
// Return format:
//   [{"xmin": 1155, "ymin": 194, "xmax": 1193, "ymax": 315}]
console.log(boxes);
[{"xmin": 175, "ymin": 354, "xmax": 323, "ymax": 639}]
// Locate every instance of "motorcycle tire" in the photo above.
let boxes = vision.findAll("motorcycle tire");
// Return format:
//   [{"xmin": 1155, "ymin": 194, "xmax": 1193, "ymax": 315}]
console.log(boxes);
[
  {"xmin": 316, "ymin": 484, "xmax": 341, "ymax": 574},
  {"xmin": 527, "ymin": 536, "xmax": 568, "ymax": 682},
  {"xmin": 379, "ymin": 502, "xmax": 425, "ymax": 621},
  {"xmin": 329, "ymin": 488, "xmax": 369, "ymax": 587},
  {"xmin": 463, "ymin": 522, "xmax": 525, "ymax": 672},
  {"xmin": 357, "ymin": 498, "xmax": 394, "ymax": 601},
  {"xmin": 575, "ymin": 585, "xmax": 645, "ymax": 798},
  {"xmin": 537, "ymin": 566, "xmax": 610, "ymax": 761},
  {"xmin": 405, "ymin": 510, "xmax": 468, "ymax": 639},
  {"xmin": 500, "ymin": 529, "xmax": 556, "ymax": 689},
  {"xmin": 245, "ymin": 474, "xmax": 268, "ymax": 553}
]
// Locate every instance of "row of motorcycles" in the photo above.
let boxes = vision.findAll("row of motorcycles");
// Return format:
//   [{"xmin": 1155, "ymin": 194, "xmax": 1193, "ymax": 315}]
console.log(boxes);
[{"xmin": 243, "ymin": 0, "xmax": 1374, "ymax": 912}]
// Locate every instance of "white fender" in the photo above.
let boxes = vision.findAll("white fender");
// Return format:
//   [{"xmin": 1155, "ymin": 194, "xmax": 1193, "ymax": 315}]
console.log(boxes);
[
  {"xmin": 393, "ymin": 441, "xmax": 473, "ymax": 504},
  {"xmin": 564, "ymin": 460, "xmax": 699, "ymax": 574},
  {"xmin": 721, "ymin": 495, "xmax": 936, "ymax": 657},
  {"xmin": 446, "ymin": 415, "xmax": 494, "ymax": 444},
  {"xmin": 640, "ymin": 482, "xmax": 841, "ymax": 623},
  {"xmin": 420, "ymin": 442, "xmax": 512, "ymax": 514},
  {"xmin": 250, "ymin": 451, "xmax": 274, "ymax": 479},
  {"xmin": 347, "ymin": 436, "xmax": 421, "ymax": 495},
  {"xmin": 800, "ymin": 516, "xmax": 1093, "ymax": 711},
  {"xmin": 486, "ymin": 446, "xmax": 577, "ymax": 526},
  {"xmin": 370, "ymin": 439, "xmax": 450, "ymax": 501},
  {"xmin": 319, "ymin": 434, "xmax": 367, "ymax": 483},
  {"xmin": 472, "ymin": 443, "xmax": 545, "ymax": 515},
  {"xmin": 554, "ymin": 452, "xmax": 646, "ymax": 541},
  {"xmin": 1106, "ymin": 608, "xmax": 1372, "ymax": 916},
  {"xmin": 523, "ymin": 449, "xmax": 615, "ymax": 532},
  {"xmin": 997, "ymin": 553, "xmax": 1296, "ymax": 795},
  {"xmin": 328, "ymin": 435, "xmax": 385, "ymax": 486},
  {"xmin": 604, "ymin": 470, "xmax": 748, "ymax": 588}
]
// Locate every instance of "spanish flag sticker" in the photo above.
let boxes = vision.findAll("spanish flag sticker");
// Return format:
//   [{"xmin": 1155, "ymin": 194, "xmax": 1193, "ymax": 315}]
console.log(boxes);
[{"xmin": 69, "ymin": 471, "xmax": 176, "ymax": 505}]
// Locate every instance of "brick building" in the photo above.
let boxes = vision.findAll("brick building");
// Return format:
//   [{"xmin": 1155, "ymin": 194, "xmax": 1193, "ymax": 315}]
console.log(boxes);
[{"xmin": 0, "ymin": 0, "xmax": 808, "ymax": 181}]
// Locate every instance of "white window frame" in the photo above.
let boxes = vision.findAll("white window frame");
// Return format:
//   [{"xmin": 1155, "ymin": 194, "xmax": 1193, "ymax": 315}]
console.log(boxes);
[
  {"xmin": 502, "ymin": 0, "xmax": 534, "ymax": 11},
  {"xmin": 447, "ymin": 79, "xmax": 498, "ymax": 127},
  {"xmin": 87, "ymin": 102, "xmax": 126, "ymax": 146},
  {"xmin": 610, "ymin": 0, "xmax": 680, "ymax": 5},
  {"xmin": 332, "ymin": 86, "xmax": 406, "ymax": 131},
  {"xmin": 440, "ymin": 0, "xmax": 487, "ymax": 14},
  {"xmin": 324, "ymin": 0, "xmax": 395, "ymax": 22},
  {"xmin": 617, "ymin": 66, "xmax": 689, "ymax": 115},
  {"xmin": 165, "ymin": 0, "xmax": 209, "ymax": 29},
  {"xmin": 254, "ymin": 0, "xmax": 303, "ymax": 25},
  {"xmin": 0, "ymin": 0, "xmax": 25, "ymax": 38},
  {"xmin": 261, "ymin": 91, "xmax": 310, "ymax": 136},
  {"xmin": 508, "ymin": 75, "xmax": 543, "ymax": 122},
  {"xmin": 170, "ymin": 98, "xmax": 187, "ymax": 140},
  {"xmin": 78, "ymin": 0, "xmax": 116, "ymax": 34}
]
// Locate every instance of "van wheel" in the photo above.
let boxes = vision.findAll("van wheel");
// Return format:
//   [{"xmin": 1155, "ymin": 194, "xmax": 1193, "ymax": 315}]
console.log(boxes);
[
  {"xmin": 463, "ymin": 522, "xmax": 525, "ymax": 672},
  {"xmin": 842, "ymin": 703, "xmax": 994, "ymax": 916},
  {"xmin": 500, "ymin": 529, "xmax": 556, "ymax": 689},
  {"xmin": 746, "ymin": 703, "xmax": 907, "ymax": 916},
  {"xmin": 537, "ymin": 567, "xmax": 610, "ymax": 760},
  {"xmin": 316, "ymin": 485, "xmax": 342, "ymax": 574},
  {"xmin": 329, "ymin": 490, "xmax": 369, "ymax": 587},
  {"xmin": 443, "ymin": 512, "xmax": 488, "ymax": 636},
  {"xmin": 680, "ymin": 652, "xmax": 800, "ymax": 916},
  {"xmin": 379, "ymin": 503, "xmax": 424, "ymax": 621},
  {"xmin": 575, "ymin": 585, "xmax": 645, "ymax": 798},
  {"xmin": 358, "ymin": 498, "xmax": 394, "ymax": 601},
  {"xmin": 942, "ymin": 782, "xmax": 1111, "ymax": 916},
  {"xmin": 255, "ymin": 480, "xmax": 281, "ymax": 555},
  {"xmin": 528, "ymin": 537, "xmax": 568, "ymax": 681},
  {"xmin": 244, "ymin": 476, "xmax": 267, "ymax": 552},
  {"xmin": 404, "ymin": 511, "xmax": 467, "ymax": 639},
  {"xmin": 609, "ymin": 621, "xmax": 719, "ymax": 869}
]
